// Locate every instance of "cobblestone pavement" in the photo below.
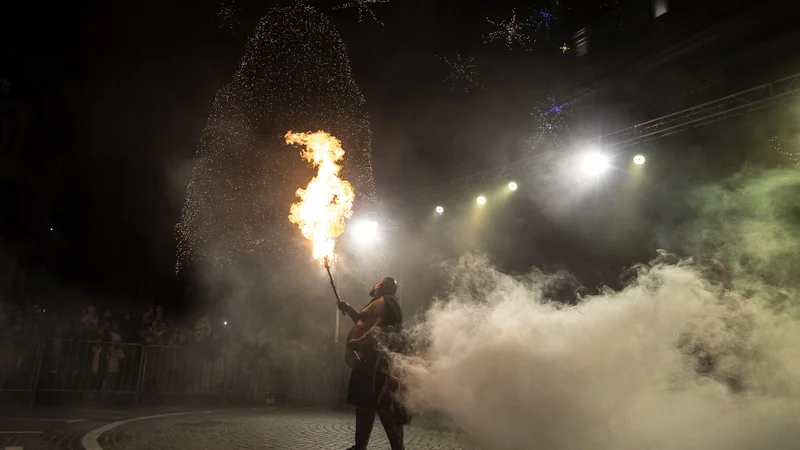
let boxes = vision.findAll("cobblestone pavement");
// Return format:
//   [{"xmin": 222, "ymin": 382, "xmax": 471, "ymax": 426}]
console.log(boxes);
[
  {"xmin": 0, "ymin": 407, "xmax": 483, "ymax": 449},
  {"xmin": 99, "ymin": 409, "xmax": 484, "ymax": 450},
  {"xmin": 0, "ymin": 406, "xmax": 187, "ymax": 450}
]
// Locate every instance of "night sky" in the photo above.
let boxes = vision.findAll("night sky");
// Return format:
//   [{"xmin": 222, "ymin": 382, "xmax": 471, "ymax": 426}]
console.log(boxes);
[{"xmin": 2, "ymin": 0, "xmax": 790, "ymax": 301}]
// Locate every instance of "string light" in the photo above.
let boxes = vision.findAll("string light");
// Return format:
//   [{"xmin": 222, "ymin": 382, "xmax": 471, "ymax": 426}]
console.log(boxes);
[
  {"xmin": 529, "ymin": 94, "xmax": 574, "ymax": 149},
  {"xmin": 176, "ymin": 3, "xmax": 377, "ymax": 273},
  {"xmin": 334, "ymin": 0, "xmax": 390, "ymax": 25},
  {"xmin": 484, "ymin": 9, "xmax": 537, "ymax": 50},
  {"xmin": 441, "ymin": 52, "xmax": 481, "ymax": 92},
  {"xmin": 771, "ymin": 134, "xmax": 799, "ymax": 165}
]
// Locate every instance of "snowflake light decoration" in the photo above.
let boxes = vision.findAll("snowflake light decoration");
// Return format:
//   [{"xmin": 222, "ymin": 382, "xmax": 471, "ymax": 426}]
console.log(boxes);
[
  {"xmin": 529, "ymin": 94, "xmax": 573, "ymax": 149},
  {"xmin": 441, "ymin": 52, "xmax": 481, "ymax": 92},
  {"xmin": 535, "ymin": 9, "xmax": 556, "ymax": 39},
  {"xmin": 484, "ymin": 9, "xmax": 537, "ymax": 49},
  {"xmin": 334, "ymin": 0, "xmax": 390, "ymax": 25}
]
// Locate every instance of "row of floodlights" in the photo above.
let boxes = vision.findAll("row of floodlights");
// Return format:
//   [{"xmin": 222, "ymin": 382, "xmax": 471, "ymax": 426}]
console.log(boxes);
[{"xmin": 433, "ymin": 153, "xmax": 646, "ymax": 215}]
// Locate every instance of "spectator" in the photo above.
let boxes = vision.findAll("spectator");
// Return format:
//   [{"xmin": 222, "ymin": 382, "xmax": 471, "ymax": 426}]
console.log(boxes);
[
  {"xmin": 81, "ymin": 306, "xmax": 99, "ymax": 334},
  {"xmin": 102, "ymin": 336, "xmax": 125, "ymax": 394}
]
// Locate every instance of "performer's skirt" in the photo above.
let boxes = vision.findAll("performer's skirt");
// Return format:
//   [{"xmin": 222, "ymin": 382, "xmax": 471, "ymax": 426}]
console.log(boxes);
[
  {"xmin": 346, "ymin": 358, "xmax": 411, "ymax": 425},
  {"xmin": 346, "ymin": 358, "xmax": 383, "ymax": 408}
]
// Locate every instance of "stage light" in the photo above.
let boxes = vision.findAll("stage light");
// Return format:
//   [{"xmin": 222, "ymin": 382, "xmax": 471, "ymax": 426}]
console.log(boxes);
[
  {"xmin": 580, "ymin": 152, "xmax": 611, "ymax": 176},
  {"xmin": 355, "ymin": 220, "xmax": 379, "ymax": 240},
  {"xmin": 633, "ymin": 155, "xmax": 645, "ymax": 165},
  {"xmin": 435, "ymin": 206, "xmax": 444, "ymax": 215},
  {"xmin": 508, "ymin": 181, "xmax": 518, "ymax": 191},
  {"xmin": 476, "ymin": 196, "xmax": 486, "ymax": 205}
]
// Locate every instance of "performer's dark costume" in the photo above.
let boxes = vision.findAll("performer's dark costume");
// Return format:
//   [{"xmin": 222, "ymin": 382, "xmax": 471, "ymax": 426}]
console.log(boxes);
[
  {"xmin": 345, "ymin": 277, "xmax": 408, "ymax": 450},
  {"xmin": 679, "ymin": 258, "xmax": 749, "ymax": 393}
]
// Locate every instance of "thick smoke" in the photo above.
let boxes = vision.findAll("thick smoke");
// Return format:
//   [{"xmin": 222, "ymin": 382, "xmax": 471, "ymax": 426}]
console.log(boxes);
[{"xmin": 395, "ymin": 170, "xmax": 800, "ymax": 450}]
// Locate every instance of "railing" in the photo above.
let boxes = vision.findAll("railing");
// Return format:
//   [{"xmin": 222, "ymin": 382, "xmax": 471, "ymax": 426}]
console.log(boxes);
[{"xmin": 0, "ymin": 336, "xmax": 348, "ymax": 406}]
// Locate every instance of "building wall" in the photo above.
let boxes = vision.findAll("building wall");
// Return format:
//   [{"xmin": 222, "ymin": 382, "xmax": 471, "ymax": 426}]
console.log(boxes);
[{"xmin": 563, "ymin": 0, "xmax": 800, "ymax": 137}]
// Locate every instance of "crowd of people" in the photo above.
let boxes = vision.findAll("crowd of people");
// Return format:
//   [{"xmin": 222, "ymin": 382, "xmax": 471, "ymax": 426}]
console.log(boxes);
[
  {"xmin": 0, "ymin": 302, "xmax": 229, "ymax": 348},
  {"xmin": 0, "ymin": 301, "xmax": 332, "ymax": 403}
]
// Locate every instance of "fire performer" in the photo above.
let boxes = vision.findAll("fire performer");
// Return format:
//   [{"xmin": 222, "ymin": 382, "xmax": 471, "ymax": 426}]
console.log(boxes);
[{"xmin": 337, "ymin": 276, "xmax": 408, "ymax": 450}]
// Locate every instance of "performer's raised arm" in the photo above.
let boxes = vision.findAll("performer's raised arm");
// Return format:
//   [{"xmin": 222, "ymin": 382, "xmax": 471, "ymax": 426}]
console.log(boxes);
[{"xmin": 337, "ymin": 301, "xmax": 360, "ymax": 323}]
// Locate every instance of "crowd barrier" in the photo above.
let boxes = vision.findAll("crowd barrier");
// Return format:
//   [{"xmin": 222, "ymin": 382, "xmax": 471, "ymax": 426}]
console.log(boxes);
[{"xmin": 0, "ymin": 336, "xmax": 349, "ymax": 406}]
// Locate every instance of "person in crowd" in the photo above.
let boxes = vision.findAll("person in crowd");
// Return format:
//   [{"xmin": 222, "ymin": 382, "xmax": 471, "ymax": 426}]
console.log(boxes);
[{"xmin": 102, "ymin": 333, "xmax": 125, "ymax": 395}]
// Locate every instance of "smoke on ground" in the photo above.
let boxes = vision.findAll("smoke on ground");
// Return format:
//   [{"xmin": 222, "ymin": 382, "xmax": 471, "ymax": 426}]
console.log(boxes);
[{"xmin": 395, "ymin": 169, "xmax": 800, "ymax": 450}]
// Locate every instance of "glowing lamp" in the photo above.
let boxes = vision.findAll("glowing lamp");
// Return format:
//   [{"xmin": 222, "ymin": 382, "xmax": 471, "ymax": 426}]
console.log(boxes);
[
  {"xmin": 508, "ymin": 181, "xmax": 518, "ymax": 191},
  {"xmin": 633, "ymin": 155, "xmax": 645, "ymax": 165},
  {"xmin": 435, "ymin": 206, "xmax": 444, "ymax": 215},
  {"xmin": 355, "ymin": 220, "xmax": 379, "ymax": 240},
  {"xmin": 580, "ymin": 152, "xmax": 610, "ymax": 176},
  {"xmin": 476, "ymin": 196, "xmax": 487, "ymax": 205}
]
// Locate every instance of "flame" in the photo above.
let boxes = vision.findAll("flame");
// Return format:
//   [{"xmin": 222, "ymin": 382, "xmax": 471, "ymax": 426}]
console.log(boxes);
[{"xmin": 286, "ymin": 131, "xmax": 355, "ymax": 265}]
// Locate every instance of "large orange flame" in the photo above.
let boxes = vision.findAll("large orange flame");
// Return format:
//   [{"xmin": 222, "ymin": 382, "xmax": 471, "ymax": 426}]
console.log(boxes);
[{"xmin": 286, "ymin": 131, "xmax": 355, "ymax": 265}]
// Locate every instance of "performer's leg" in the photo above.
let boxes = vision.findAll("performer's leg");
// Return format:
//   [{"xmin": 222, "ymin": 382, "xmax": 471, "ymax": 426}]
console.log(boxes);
[
  {"xmin": 377, "ymin": 405, "xmax": 405, "ymax": 450},
  {"xmin": 354, "ymin": 406, "xmax": 377, "ymax": 449}
]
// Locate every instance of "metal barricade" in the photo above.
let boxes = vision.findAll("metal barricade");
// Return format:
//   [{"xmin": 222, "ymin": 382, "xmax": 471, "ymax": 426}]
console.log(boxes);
[
  {"xmin": 289, "ymin": 344, "xmax": 348, "ymax": 404},
  {"xmin": 0, "ymin": 336, "xmax": 41, "ymax": 395},
  {"xmin": 0, "ymin": 337, "xmax": 351, "ymax": 407},
  {"xmin": 35, "ymin": 339, "xmax": 144, "ymax": 395},
  {"xmin": 224, "ymin": 351, "xmax": 283, "ymax": 403}
]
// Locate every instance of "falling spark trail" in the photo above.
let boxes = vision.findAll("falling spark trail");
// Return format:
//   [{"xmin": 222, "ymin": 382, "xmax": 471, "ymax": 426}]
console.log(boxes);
[{"xmin": 176, "ymin": 3, "xmax": 376, "ymax": 272}]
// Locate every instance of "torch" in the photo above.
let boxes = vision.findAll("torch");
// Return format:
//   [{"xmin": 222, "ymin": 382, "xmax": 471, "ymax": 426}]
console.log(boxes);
[
  {"xmin": 324, "ymin": 257, "xmax": 346, "ymax": 316},
  {"xmin": 285, "ymin": 131, "xmax": 359, "ymax": 359}
]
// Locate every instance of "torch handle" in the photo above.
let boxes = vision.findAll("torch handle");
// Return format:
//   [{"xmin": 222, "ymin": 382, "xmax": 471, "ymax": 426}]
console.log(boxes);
[
  {"xmin": 324, "ymin": 260, "xmax": 361, "ymax": 362},
  {"xmin": 324, "ymin": 260, "xmax": 346, "ymax": 316}
]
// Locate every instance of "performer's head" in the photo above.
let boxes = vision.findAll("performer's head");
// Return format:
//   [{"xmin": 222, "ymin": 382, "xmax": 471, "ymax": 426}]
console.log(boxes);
[{"xmin": 370, "ymin": 277, "xmax": 398, "ymax": 298}]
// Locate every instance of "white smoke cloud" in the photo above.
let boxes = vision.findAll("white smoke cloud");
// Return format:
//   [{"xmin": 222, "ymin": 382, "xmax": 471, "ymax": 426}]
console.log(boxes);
[{"xmin": 395, "ymin": 254, "xmax": 800, "ymax": 450}]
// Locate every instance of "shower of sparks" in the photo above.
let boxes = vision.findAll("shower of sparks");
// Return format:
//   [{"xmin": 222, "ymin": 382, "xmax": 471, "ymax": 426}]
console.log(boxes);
[
  {"xmin": 771, "ymin": 134, "xmax": 799, "ymax": 165},
  {"xmin": 176, "ymin": 3, "xmax": 377, "ymax": 272},
  {"xmin": 484, "ymin": 9, "xmax": 537, "ymax": 49},
  {"xmin": 334, "ymin": 0, "xmax": 390, "ymax": 25},
  {"xmin": 286, "ymin": 131, "xmax": 355, "ymax": 265},
  {"xmin": 441, "ymin": 52, "xmax": 481, "ymax": 92},
  {"xmin": 529, "ymin": 94, "xmax": 574, "ymax": 149},
  {"xmin": 218, "ymin": 0, "xmax": 241, "ymax": 30}
]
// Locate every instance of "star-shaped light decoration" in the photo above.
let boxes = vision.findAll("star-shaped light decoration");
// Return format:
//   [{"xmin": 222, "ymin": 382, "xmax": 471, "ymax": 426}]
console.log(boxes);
[
  {"xmin": 559, "ymin": 42, "xmax": 570, "ymax": 54},
  {"xmin": 441, "ymin": 52, "xmax": 482, "ymax": 93},
  {"xmin": 529, "ymin": 94, "xmax": 574, "ymax": 149},
  {"xmin": 484, "ymin": 9, "xmax": 537, "ymax": 49},
  {"xmin": 218, "ymin": 0, "xmax": 242, "ymax": 30},
  {"xmin": 334, "ymin": 0, "xmax": 390, "ymax": 25}
]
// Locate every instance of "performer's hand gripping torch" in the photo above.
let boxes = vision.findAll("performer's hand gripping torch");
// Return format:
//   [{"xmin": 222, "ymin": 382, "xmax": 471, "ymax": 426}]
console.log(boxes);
[{"xmin": 324, "ymin": 257, "xmax": 361, "ymax": 362}]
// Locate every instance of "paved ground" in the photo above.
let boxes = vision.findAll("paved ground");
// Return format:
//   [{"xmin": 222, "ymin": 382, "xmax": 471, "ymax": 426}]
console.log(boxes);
[{"xmin": 0, "ymin": 407, "xmax": 482, "ymax": 450}]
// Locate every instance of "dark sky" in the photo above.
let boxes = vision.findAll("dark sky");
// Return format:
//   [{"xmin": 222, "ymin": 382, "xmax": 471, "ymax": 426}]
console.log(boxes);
[{"xmin": 0, "ymin": 0, "xmax": 655, "ymax": 297}]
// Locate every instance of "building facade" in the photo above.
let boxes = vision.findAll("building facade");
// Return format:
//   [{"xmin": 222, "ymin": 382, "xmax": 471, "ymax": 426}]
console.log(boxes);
[{"xmin": 563, "ymin": 0, "xmax": 800, "ymax": 138}]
